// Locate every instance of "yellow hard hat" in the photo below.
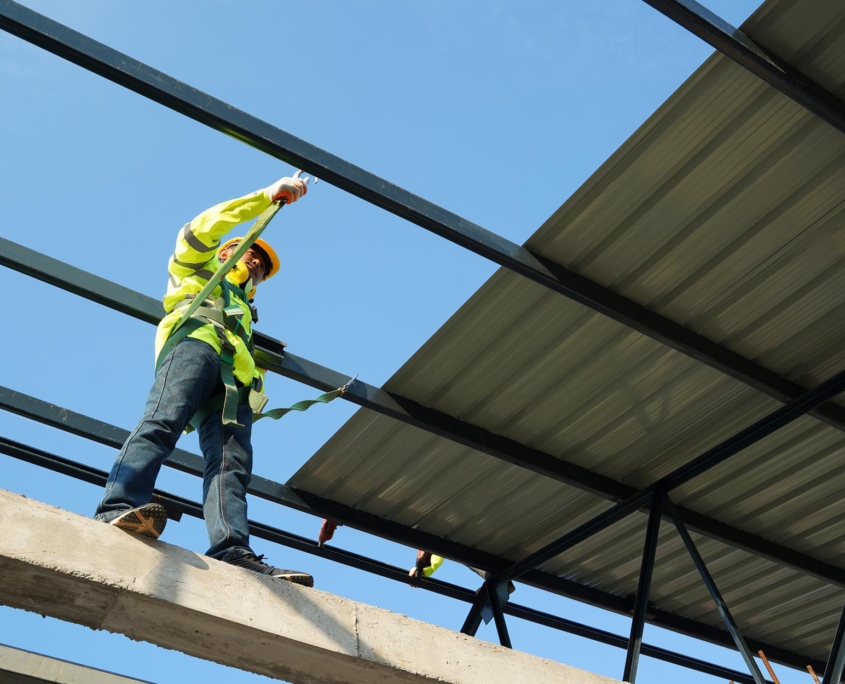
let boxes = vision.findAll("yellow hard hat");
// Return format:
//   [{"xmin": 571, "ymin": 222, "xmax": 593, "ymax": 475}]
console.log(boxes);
[{"xmin": 218, "ymin": 237, "xmax": 281, "ymax": 281}]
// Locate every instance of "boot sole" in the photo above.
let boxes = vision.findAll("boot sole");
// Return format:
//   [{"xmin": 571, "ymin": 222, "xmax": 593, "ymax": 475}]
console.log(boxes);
[
  {"xmin": 274, "ymin": 573, "xmax": 314, "ymax": 588},
  {"xmin": 109, "ymin": 503, "xmax": 167, "ymax": 539}
]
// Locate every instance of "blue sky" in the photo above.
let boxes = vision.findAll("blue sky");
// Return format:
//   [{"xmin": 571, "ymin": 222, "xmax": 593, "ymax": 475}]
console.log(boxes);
[{"xmin": 0, "ymin": 1, "xmax": 817, "ymax": 683}]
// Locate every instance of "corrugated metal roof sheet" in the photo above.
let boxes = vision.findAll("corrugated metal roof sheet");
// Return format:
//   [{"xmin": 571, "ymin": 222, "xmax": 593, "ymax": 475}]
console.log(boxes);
[{"xmin": 290, "ymin": 0, "xmax": 845, "ymax": 665}]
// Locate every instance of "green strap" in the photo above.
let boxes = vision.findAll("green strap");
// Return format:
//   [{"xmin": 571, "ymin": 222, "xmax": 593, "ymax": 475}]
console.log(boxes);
[
  {"xmin": 186, "ymin": 386, "xmax": 251, "ymax": 434},
  {"xmin": 173, "ymin": 301, "xmax": 252, "ymax": 350},
  {"xmin": 184, "ymin": 378, "xmax": 354, "ymax": 433},
  {"xmin": 155, "ymin": 305, "xmax": 251, "ymax": 372},
  {"xmin": 253, "ymin": 382, "xmax": 351, "ymax": 423},
  {"xmin": 219, "ymin": 351, "xmax": 242, "ymax": 427}
]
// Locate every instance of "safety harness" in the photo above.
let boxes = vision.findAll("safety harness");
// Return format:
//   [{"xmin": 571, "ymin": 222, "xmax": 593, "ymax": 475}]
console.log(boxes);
[
  {"xmin": 156, "ymin": 278, "xmax": 258, "ymax": 430},
  {"xmin": 156, "ymin": 191, "xmax": 351, "ymax": 433},
  {"xmin": 156, "ymin": 277, "xmax": 353, "ymax": 433}
]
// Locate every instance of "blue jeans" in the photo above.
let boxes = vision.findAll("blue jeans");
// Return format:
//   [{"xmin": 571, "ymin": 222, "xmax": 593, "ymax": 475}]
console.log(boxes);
[{"xmin": 95, "ymin": 338, "xmax": 254, "ymax": 560}]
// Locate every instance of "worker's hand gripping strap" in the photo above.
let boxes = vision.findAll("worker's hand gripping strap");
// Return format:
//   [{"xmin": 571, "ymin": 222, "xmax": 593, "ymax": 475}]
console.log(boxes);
[{"xmin": 252, "ymin": 375, "xmax": 357, "ymax": 424}]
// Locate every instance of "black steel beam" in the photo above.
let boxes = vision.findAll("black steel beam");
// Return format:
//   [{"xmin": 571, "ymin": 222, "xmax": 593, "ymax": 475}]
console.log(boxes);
[
  {"xmin": 486, "ymin": 581, "xmax": 513, "ymax": 649},
  {"xmin": 666, "ymin": 495, "xmax": 767, "ymax": 684},
  {"xmin": 0, "ymin": 237, "xmax": 623, "ymax": 500},
  {"xmin": 0, "ymin": 434, "xmax": 466, "ymax": 602},
  {"xmin": 459, "ymin": 582, "xmax": 491, "ymax": 638},
  {"xmin": 823, "ymin": 603, "xmax": 845, "ymax": 684},
  {"xmin": 641, "ymin": 0, "xmax": 845, "ymax": 136},
  {"xmin": 0, "ymin": 392, "xmax": 818, "ymax": 672},
  {"xmin": 459, "ymin": 593, "xmax": 485, "ymax": 637},
  {"xmin": 622, "ymin": 490, "xmax": 663, "ymax": 683},
  {"xmin": 0, "ymin": 437, "xmax": 775, "ymax": 684},
  {"xmin": 5, "ymin": 239, "xmax": 845, "ymax": 593},
  {"xmin": 670, "ymin": 506, "xmax": 845, "ymax": 587},
  {"xmin": 503, "ymin": 603, "xmax": 773, "ymax": 684},
  {"xmin": 491, "ymin": 363, "xmax": 845, "ymax": 584},
  {"xmin": 6, "ymin": 2, "xmax": 845, "ymax": 441},
  {"xmin": 0, "ymin": 385, "xmax": 620, "ymax": 591}
]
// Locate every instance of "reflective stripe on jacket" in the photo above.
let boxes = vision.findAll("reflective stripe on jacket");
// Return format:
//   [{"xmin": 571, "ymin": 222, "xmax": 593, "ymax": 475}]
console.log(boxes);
[{"xmin": 154, "ymin": 190, "xmax": 272, "ymax": 388}]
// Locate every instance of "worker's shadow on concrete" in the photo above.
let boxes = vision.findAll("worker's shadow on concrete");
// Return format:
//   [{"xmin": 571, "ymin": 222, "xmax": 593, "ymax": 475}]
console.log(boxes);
[
  {"xmin": 229, "ymin": 567, "xmax": 358, "ymax": 655},
  {"xmin": 137, "ymin": 535, "xmax": 358, "ymax": 656},
  {"xmin": 128, "ymin": 533, "xmax": 211, "ymax": 584}
]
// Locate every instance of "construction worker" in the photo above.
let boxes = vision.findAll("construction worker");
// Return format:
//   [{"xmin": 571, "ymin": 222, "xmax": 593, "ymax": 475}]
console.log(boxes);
[{"xmin": 94, "ymin": 175, "xmax": 314, "ymax": 587}]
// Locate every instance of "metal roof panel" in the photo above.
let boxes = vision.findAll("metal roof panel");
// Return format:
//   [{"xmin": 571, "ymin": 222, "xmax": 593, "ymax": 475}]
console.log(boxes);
[{"xmin": 291, "ymin": 0, "xmax": 845, "ymax": 664}]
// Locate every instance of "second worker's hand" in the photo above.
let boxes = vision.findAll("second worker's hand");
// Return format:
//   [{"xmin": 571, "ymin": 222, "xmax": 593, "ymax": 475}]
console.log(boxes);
[{"xmin": 407, "ymin": 549, "xmax": 431, "ymax": 588}]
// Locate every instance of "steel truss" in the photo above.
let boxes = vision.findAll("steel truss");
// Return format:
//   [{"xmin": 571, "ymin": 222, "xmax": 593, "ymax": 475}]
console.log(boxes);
[
  {"xmin": 0, "ymin": 428, "xmax": 773, "ymax": 684},
  {"xmin": 3, "ymin": 236, "xmax": 844, "ymax": 678},
  {"xmin": 0, "ymin": 386, "xmax": 815, "ymax": 679},
  {"xmin": 622, "ymin": 491, "xmax": 662, "ymax": 683},
  {"xmin": 457, "ymin": 365, "xmax": 845, "ymax": 680},
  {"xmin": 1, "ymin": 0, "xmax": 845, "ymax": 680},
  {"xmin": 458, "ymin": 369, "xmax": 845, "ymax": 679}
]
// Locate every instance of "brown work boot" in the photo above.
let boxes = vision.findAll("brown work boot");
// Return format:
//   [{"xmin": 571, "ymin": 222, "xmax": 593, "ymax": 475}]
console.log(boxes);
[{"xmin": 106, "ymin": 503, "xmax": 167, "ymax": 539}]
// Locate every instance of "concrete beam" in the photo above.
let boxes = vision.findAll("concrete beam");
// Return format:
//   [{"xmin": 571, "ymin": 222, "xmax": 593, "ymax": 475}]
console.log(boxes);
[
  {"xmin": 0, "ymin": 490, "xmax": 618, "ymax": 684},
  {"xmin": 0, "ymin": 643, "xmax": 153, "ymax": 684}
]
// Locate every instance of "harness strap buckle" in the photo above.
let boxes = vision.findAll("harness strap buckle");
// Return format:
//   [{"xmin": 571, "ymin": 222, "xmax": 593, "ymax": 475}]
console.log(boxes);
[
  {"xmin": 223, "ymin": 304, "xmax": 245, "ymax": 322},
  {"xmin": 249, "ymin": 389, "xmax": 269, "ymax": 414}
]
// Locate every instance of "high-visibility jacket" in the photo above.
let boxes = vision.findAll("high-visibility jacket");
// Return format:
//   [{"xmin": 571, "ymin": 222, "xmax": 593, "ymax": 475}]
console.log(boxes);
[{"xmin": 154, "ymin": 189, "xmax": 271, "ymax": 391}]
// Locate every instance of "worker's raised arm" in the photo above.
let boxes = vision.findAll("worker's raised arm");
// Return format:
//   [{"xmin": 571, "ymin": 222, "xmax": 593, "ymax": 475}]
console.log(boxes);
[{"xmin": 169, "ymin": 176, "xmax": 307, "ymax": 280}]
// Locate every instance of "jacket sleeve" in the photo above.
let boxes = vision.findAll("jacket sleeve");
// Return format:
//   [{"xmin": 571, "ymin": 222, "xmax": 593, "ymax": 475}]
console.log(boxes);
[
  {"xmin": 423, "ymin": 555, "xmax": 445, "ymax": 577},
  {"xmin": 168, "ymin": 190, "xmax": 272, "ymax": 280}
]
